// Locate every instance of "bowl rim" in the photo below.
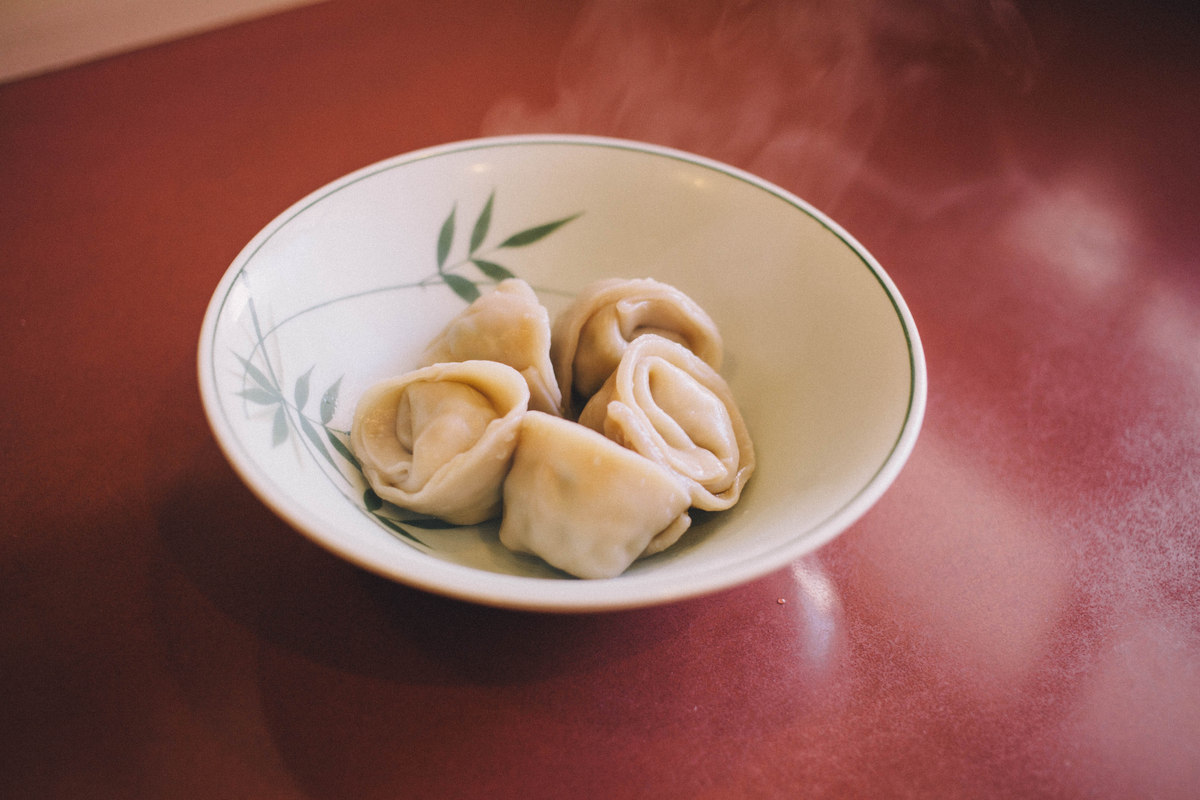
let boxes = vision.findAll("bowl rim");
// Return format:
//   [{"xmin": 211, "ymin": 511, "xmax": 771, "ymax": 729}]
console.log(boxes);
[{"xmin": 197, "ymin": 133, "xmax": 927, "ymax": 612}]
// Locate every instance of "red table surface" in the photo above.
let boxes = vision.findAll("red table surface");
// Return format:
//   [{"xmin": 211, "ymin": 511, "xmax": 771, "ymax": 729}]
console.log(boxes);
[{"xmin": 2, "ymin": 1, "xmax": 1198, "ymax": 797}]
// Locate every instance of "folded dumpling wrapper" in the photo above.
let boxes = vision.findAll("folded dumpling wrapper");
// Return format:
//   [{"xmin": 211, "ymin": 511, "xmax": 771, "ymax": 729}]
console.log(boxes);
[
  {"xmin": 351, "ymin": 360, "xmax": 530, "ymax": 525},
  {"xmin": 550, "ymin": 277, "xmax": 723, "ymax": 415},
  {"xmin": 418, "ymin": 278, "xmax": 562, "ymax": 415},
  {"xmin": 578, "ymin": 334, "xmax": 754, "ymax": 511},
  {"xmin": 499, "ymin": 411, "xmax": 693, "ymax": 579}
]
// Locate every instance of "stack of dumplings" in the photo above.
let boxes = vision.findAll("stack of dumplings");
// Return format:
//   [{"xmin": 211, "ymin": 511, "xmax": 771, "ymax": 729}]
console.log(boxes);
[{"xmin": 351, "ymin": 277, "xmax": 755, "ymax": 579}]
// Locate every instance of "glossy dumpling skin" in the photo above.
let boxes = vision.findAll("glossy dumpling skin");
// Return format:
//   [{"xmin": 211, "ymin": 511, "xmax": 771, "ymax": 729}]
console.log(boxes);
[
  {"xmin": 499, "ymin": 411, "xmax": 693, "ymax": 579},
  {"xmin": 418, "ymin": 278, "xmax": 562, "ymax": 415},
  {"xmin": 578, "ymin": 334, "xmax": 754, "ymax": 511},
  {"xmin": 550, "ymin": 277, "xmax": 723, "ymax": 415},
  {"xmin": 351, "ymin": 360, "xmax": 529, "ymax": 525}
]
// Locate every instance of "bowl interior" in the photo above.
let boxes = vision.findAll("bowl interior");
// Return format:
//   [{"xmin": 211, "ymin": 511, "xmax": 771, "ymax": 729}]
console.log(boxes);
[{"xmin": 198, "ymin": 135, "xmax": 925, "ymax": 611}]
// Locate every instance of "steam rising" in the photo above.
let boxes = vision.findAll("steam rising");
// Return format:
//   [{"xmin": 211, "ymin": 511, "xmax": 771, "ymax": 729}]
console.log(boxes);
[
  {"xmin": 482, "ymin": 0, "xmax": 1037, "ymax": 209},
  {"xmin": 482, "ymin": 5, "xmax": 1200, "ymax": 795}
]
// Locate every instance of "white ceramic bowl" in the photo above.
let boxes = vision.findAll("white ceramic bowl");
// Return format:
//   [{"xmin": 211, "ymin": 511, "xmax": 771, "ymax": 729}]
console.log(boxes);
[{"xmin": 197, "ymin": 135, "xmax": 926, "ymax": 612}]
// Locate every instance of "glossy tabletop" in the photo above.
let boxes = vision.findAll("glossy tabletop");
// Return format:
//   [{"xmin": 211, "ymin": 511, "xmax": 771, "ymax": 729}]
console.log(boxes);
[{"xmin": 2, "ymin": 1, "xmax": 1198, "ymax": 797}]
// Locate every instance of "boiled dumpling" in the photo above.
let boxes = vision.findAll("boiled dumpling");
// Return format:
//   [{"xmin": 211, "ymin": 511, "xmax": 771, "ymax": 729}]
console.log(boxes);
[
  {"xmin": 578, "ymin": 334, "xmax": 754, "ymax": 511},
  {"xmin": 550, "ymin": 277, "xmax": 723, "ymax": 415},
  {"xmin": 499, "ymin": 411, "xmax": 693, "ymax": 579},
  {"xmin": 418, "ymin": 278, "xmax": 562, "ymax": 415},
  {"xmin": 351, "ymin": 360, "xmax": 529, "ymax": 525}
]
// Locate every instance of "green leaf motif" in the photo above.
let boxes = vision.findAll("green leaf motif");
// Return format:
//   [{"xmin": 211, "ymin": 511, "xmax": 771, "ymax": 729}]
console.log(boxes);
[
  {"xmin": 236, "ymin": 353, "xmax": 278, "ymax": 394},
  {"xmin": 238, "ymin": 387, "xmax": 281, "ymax": 406},
  {"xmin": 374, "ymin": 515, "xmax": 426, "ymax": 546},
  {"xmin": 498, "ymin": 213, "xmax": 581, "ymax": 248},
  {"xmin": 271, "ymin": 406, "xmax": 288, "ymax": 447},
  {"xmin": 443, "ymin": 273, "xmax": 481, "ymax": 303},
  {"xmin": 469, "ymin": 192, "xmax": 494, "ymax": 254},
  {"xmin": 230, "ymin": 193, "xmax": 586, "ymax": 557},
  {"xmin": 436, "ymin": 205, "xmax": 456, "ymax": 270},
  {"xmin": 299, "ymin": 414, "xmax": 334, "ymax": 470},
  {"xmin": 471, "ymin": 259, "xmax": 514, "ymax": 281},
  {"xmin": 326, "ymin": 428, "xmax": 359, "ymax": 469},
  {"xmin": 320, "ymin": 377, "xmax": 341, "ymax": 425},
  {"xmin": 294, "ymin": 366, "xmax": 313, "ymax": 409},
  {"xmin": 364, "ymin": 487, "xmax": 383, "ymax": 512}
]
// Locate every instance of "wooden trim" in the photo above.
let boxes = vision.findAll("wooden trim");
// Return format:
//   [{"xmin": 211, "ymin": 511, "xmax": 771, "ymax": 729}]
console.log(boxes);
[{"xmin": 0, "ymin": 0, "xmax": 327, "ymax": 83}]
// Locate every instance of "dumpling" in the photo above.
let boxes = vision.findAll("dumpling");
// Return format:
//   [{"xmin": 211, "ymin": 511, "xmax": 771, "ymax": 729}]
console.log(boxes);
[
  {"xmin": 351, "ymin": 360, "xmax": 530, "ymax": 525},
  {"xmin": 499, "ymin": 411, "xmax": 693, "ymax": 579},
  {"xmin": 418, "ymin": 278, "xmax": 562, "ymax": 415},
  {"xmin": 550, "ymin": 277, "xmax": 723, "ymax": 415},
  {"xmin": 578, "ymin": 334, "xmax": 754, "ymax": 511}
]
